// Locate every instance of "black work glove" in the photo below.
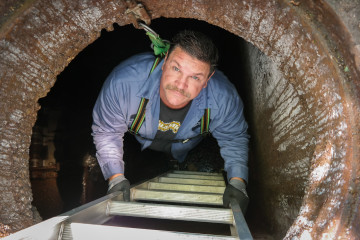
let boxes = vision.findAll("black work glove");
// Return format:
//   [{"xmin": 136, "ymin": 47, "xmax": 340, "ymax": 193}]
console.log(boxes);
[
  {"xmin": 107, "ymin": 175, "xmax": 130, "ymax": 201},
  {"xmin": 223, "ymin": 178, "xmax": 249, "ymax": 214}
]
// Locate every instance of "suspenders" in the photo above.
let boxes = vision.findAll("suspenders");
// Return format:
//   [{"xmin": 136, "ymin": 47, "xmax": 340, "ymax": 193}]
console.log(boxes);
[
  {"xmin": 129, "ymin": 98, "xmax": 149, "ymax": 135},
  {"xmin": 128, "ymin": 53, "xmax": 159, "ymax": 135},
  {"xmin": 201, "ymin": 108, "xmax": 211, "ymax": 136}
]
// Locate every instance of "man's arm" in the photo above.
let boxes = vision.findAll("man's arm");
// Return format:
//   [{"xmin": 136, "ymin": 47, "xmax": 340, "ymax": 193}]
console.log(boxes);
[
  {"xmin": 92, "ymin": 73, "xmax": 128, "ymax": 180},
  {"xmin": 92, "ymin": 74, "xmax": 132, "ymax": 200},
  {"xmin": 211, "ymin": 93, "xmax": 249, "ymax": 213},
  {"xmin": 211, "ymin": 94, "xmax": 249, "ymax": 182}
]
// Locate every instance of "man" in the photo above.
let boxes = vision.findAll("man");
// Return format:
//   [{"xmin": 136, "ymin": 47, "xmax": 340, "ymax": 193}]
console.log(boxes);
[{"xmin": 92, "ymin": 30, "xmax": 249, "ymax": 213}]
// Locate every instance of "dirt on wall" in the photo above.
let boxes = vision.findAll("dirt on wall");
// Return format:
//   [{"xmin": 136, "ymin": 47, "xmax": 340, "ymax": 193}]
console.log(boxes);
[{"xmin": 0, "ymin": 0, "xmax": 359, "ymax": 239}]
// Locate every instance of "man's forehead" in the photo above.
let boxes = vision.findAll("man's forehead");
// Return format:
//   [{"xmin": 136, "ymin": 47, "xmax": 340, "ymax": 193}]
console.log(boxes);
[
  {"xmin": 168, "ymin": 46, "xmax": 191, "ymax": 59},
  {"xmin": 167, "ymin": 47, "xmax": 211, "ymax": 72}
]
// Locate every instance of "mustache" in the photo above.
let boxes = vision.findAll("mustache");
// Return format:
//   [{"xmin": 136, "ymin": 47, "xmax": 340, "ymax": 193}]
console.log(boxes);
[{"xmin": 165, "ymin": 85, "xmax": 191, "ymax": 98}]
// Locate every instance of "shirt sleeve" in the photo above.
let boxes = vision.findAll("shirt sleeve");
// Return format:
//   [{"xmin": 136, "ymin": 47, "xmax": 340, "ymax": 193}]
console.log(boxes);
[
  {"xmin": 91, "ymin": 72, "xmax": 128, "ymax": 180},
  {"xmin": 211, "ymin": 94, "xmax": 249, "ymax": 183}
]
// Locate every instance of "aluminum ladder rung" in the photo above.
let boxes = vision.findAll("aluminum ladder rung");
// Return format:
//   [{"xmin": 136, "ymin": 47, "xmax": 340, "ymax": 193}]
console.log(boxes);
[
  {"xmin": 165, "ymin": 173, "xmax": 224, "ymax": 180},
  {"xmin": 62, "ymin": 223, "xmax": 238, "ymax": 240},
  {"xmin": 172, "ymin": 170, "xmax": 223, "ymax": 176},
  {"xmin": 147, "ymin": 182, "xmax": 225, "ymax": 193},
  {"xmin": 132, "ymin": 189, "xmax": 223, "ymax": 205},
  {"xmin": 108, "ymin": 201, "xmax": 233, "ymax": 224},
  {"xmin": 158, "ymin": 176, "xmax": 226, "ymax": 186}
]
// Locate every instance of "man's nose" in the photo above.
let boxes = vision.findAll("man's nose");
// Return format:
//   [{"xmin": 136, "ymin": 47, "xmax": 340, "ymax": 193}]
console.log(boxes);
[{"xmin": 176, "ymin": 75, "xmax": 188, "ymax": 89}]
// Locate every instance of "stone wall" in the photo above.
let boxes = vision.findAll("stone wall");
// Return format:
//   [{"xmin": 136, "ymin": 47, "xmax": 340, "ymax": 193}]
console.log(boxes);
[{"xmin": 0, "ymin": 0, "xmax": 359, "ymax": 238}]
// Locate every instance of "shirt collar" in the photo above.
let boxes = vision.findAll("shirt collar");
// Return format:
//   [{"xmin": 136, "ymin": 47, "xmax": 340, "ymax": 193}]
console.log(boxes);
[{"xmin": 137, "ymin": 58, "xmax": 163, "ymax": 101}]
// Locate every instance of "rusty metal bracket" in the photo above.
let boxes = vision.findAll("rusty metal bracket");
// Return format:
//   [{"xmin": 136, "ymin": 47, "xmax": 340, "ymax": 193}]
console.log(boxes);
[{"xmin": 124, "ymin": 0, "xmax": 151, "ymax": 28}]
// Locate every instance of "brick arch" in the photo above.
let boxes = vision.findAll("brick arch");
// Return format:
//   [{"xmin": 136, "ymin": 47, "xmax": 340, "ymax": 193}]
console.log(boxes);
[{"xmin": 0, "ymin": 0, "xmax": 358, "ymax": 238}]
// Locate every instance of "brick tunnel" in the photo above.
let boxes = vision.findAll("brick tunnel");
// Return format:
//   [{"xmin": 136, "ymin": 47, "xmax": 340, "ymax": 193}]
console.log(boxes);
[{"xmin": 0, "ymin": 0, "xmax": 359, "ymax": 239}]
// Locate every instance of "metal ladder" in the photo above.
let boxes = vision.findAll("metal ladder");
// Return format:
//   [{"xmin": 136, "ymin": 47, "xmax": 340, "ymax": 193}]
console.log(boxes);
[{"xmin": 5, "ymin": 170, "xmax": 253, "ymax": 240}]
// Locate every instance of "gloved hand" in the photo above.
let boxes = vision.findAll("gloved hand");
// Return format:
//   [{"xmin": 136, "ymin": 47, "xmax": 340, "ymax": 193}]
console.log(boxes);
[
  {"xmin": 107, "ymin": 174, "xmax": 130, "ymax": 201},
  {"xmin": 223, "ymin": 178, "xmax": 249, "ymax": 214}
]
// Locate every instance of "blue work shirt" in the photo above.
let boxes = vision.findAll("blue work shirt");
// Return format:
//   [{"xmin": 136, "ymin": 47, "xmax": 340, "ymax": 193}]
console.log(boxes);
[{"xmin": 92, "ymin": 52, "xmax": 249, "ymax": 182}]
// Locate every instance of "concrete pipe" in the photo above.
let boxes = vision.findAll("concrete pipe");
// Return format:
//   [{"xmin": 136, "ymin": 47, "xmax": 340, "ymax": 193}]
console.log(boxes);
[{"xmin": 0, "ymin": 0, "xmax": 359, "ymax": 239}]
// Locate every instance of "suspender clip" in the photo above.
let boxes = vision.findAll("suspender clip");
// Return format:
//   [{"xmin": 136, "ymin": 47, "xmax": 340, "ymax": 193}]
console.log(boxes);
[{"xmin": 182, "ymin": 139, "xmax": 190, "ymax": 144}]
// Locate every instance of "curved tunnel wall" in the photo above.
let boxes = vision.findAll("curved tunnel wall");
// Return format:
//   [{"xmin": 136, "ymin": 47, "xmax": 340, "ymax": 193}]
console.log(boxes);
[{"xmin": 0, "ymin": 0, "xmax": 359, "ymax": 239}]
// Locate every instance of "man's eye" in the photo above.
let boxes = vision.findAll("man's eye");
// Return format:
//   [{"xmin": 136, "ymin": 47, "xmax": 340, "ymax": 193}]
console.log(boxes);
[
  {"xmin": 173, "ymin": 66, "xmax": 180, "ymax": 71},
  {"xmin": 192, "ymin": 76, "xmax": 200, "ymax": 81}
]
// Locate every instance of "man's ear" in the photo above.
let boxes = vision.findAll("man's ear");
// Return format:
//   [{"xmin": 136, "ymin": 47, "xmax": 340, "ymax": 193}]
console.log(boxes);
[{"xmin": 204, "ymin": 71, "xmax": 215, "ymax": 88}]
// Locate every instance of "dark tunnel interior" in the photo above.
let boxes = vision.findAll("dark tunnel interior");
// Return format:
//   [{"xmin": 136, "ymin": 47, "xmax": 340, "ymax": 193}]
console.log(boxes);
[{"xmin": 30, "ymin": 18, "xmax": 268, "ymax": 235}]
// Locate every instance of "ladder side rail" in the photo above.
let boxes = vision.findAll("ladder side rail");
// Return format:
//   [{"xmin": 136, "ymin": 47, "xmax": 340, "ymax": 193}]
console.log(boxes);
[
  {"xmin": 4, "ymin": 193, "xmax": 125, "ymax": 240},
  {"xmin": 2, "ymin": 216, "xmax": 68, "ymax": 240},
  {"xmin": 58, "ymin": 192, "xmax": 123, "ymax": 225},
  {"xmin": 230, "ymin": 199, "xmax": 253, "ymax": 240}
]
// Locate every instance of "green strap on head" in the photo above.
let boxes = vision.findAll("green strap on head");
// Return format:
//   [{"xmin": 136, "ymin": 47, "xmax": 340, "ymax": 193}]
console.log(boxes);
[{"xmin": 146, "ymin": 31, "xmax": 170, "ymax": 57}]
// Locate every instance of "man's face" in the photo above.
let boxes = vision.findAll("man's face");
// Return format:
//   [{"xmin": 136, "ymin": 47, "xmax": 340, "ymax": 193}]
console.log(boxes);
[{"xmin": 160, "ymin": 46, "xmax": 214, "ymax": 109}]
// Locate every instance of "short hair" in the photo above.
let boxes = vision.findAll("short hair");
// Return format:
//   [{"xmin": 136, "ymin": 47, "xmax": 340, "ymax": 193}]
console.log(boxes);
[{"xmin": 168, "ymin": 30, "xmax": 219, "ymax": 73}]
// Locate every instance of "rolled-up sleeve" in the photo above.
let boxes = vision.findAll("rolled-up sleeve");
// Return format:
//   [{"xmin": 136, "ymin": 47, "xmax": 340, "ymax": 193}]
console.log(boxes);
[
  {"xmin": 92, "ymin": 73, "xmax": 128, "ymax": 180},
  {"xmin": 212, "ymin": 95, "xmax": 249, "ymax": 182}
]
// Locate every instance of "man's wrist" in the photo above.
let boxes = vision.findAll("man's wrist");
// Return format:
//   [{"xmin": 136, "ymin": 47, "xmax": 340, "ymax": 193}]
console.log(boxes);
[
  {"xmin": 230, "ymin": 177, "xmax": 246, "ymax": 184},
  {"xmin": 108, "ymin": 174, "xmax": 126, "ymax": 191},
  {"xmin": 229, "ymin": 178, "xmax": 248, "ymax": 197},
  {"xmin": 109, "ymin": 173, "xmax": 124, "ymax": 181}
]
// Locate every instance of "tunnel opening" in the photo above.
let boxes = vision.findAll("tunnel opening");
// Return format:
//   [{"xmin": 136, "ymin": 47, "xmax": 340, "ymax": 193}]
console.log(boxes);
[
  {"xmin": 30, "ymin": 18, "xmax": 275, "ymax": 235},
  {"xmin": 1, "ymin": 0, "xmax": 359, "ymax": 239}
]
